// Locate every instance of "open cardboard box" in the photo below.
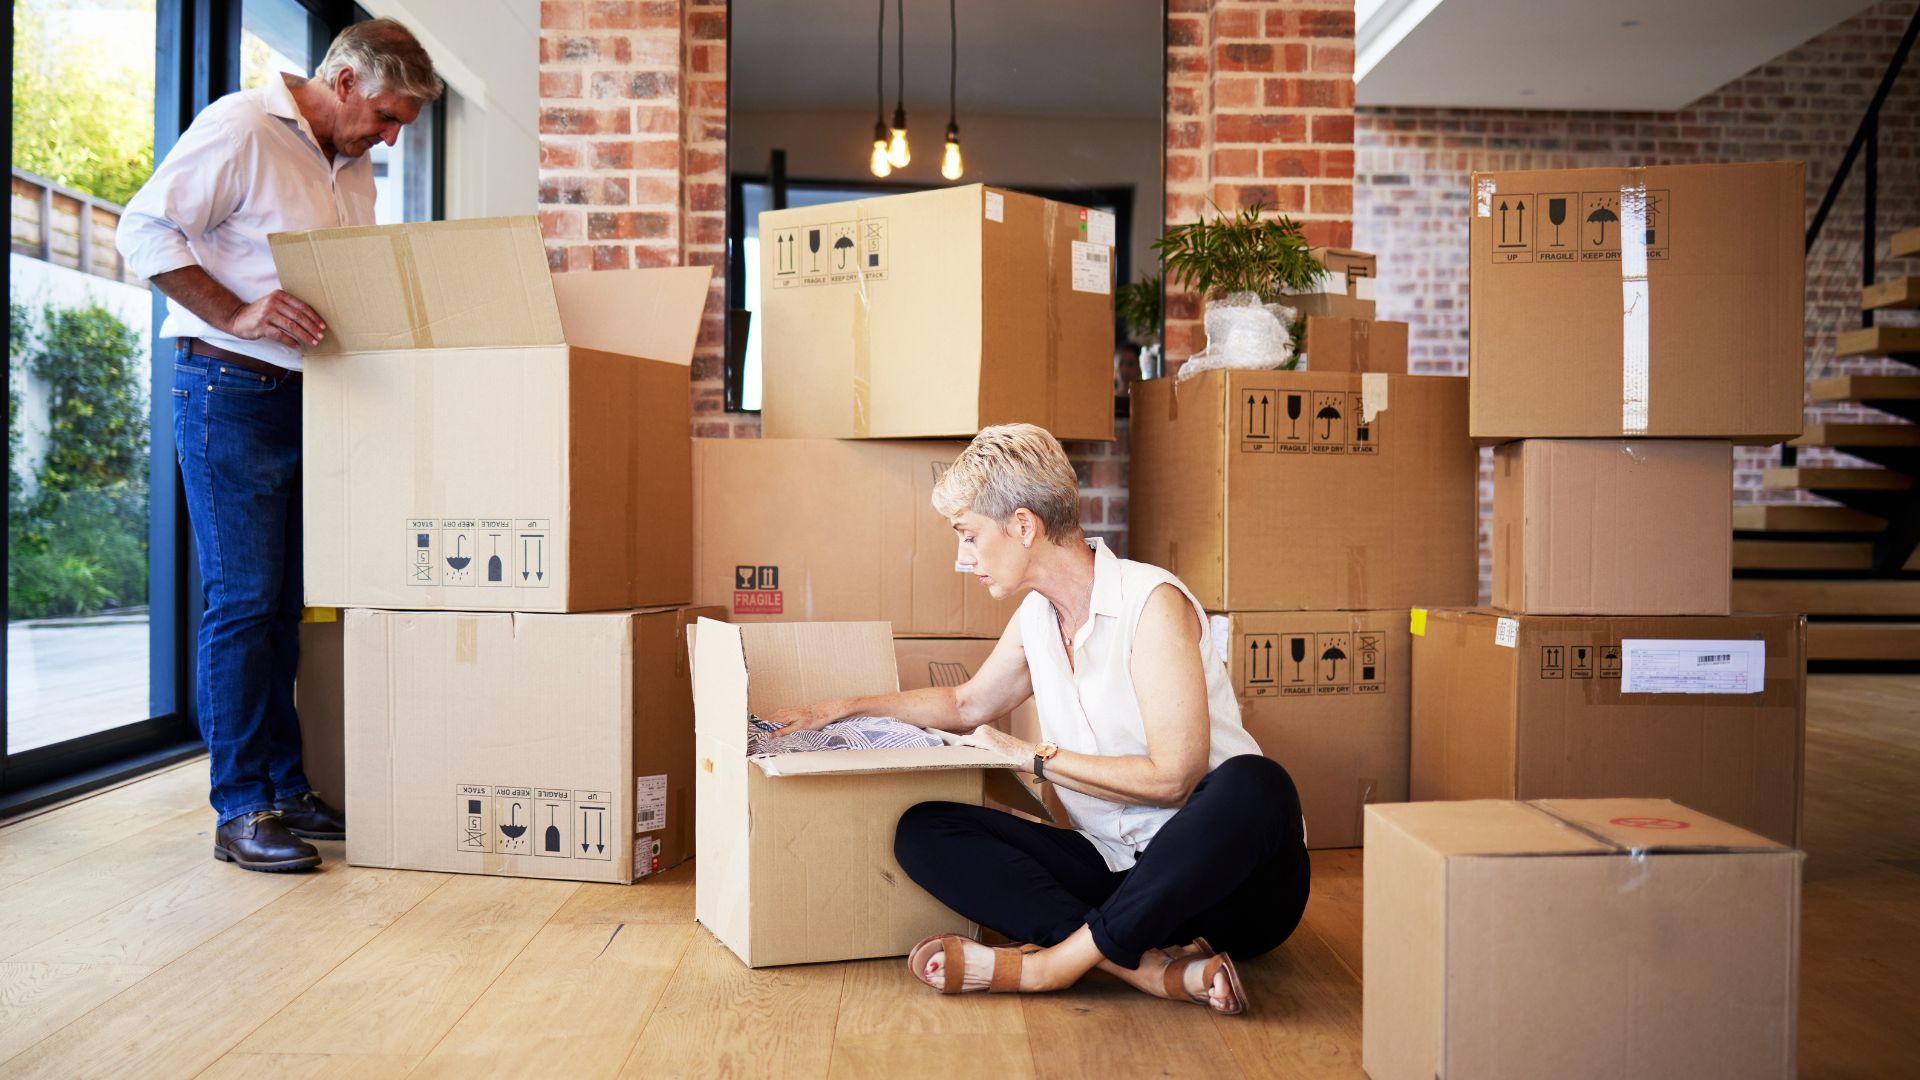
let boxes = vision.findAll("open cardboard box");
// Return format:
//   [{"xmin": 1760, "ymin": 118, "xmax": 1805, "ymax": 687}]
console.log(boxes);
[
  {"xmin": 272, "ymin": 216, "xmax": 711, "ymax": 612},
  {"xmin": 691, "ymin": 618, "xmax": 1046, "ymax": 968}
]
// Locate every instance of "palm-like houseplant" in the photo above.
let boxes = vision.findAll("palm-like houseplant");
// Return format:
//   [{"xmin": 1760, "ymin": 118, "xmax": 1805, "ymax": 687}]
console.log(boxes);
[{"xmin": 1154, "ymin": 203, "xmax": 1324, "ymax": 373}]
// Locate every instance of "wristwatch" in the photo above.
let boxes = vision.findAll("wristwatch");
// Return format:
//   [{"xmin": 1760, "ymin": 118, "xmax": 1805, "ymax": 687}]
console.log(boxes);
[{"xmin": 1032, "ymin": 741, "xmax": 1059, "ymax": 784}]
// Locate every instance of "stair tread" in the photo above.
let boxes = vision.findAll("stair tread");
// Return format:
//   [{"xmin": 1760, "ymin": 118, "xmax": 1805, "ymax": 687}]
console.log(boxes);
[
  {"xmin": 1733, "ymin": 504, "xmax": 1887, "ymax": 532},
  {"xmin": 1732, "ymin": 579, "xmax": 1920, "ymax": 616},
  {"xmin": 1791, "ymin": 423, "xmax": 1920, "ymax": 448},
  {"xmin": 1808, "ymin": 375, "xmax": 1920, "ymax": 403},
  {"xmin": 1733, "ymin": 539, "xmax": 1920, "ymax": 572},
  {"xmin": 1894, "ymin": 226, "xmax": 1920, "ymax": 260},
  {"xmin": 1808, "ymin": 621, "xmax": 1920, "ymax": 661},
  {"xmin": 1837, "ymin": 325, "xmax": 1920, "ymax": 357},
  {"xmin": 1863, "ymin": 277, "xmax": 1920, "ymax": 311},
  {"xmin": 1762, "ymin": 467, "xmax": 1913, "ymax": 491}
]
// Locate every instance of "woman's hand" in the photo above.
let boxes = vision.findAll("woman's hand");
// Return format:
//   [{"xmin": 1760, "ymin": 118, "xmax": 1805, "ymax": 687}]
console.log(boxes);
[
  {"xmin": 758, "ymin": 700, "xmax": 843, "ymax": 733},
  {"xmin": 955, "ymin": 724, "xmax": 1034, "ymax": 769}
]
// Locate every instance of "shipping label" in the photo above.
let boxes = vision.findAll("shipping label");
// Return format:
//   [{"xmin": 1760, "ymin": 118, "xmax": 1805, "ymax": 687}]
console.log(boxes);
[
  {"xmin": 1238, "ymin": 388, "xmax": 1378, "ymax": 455},
  {"xmin": 769, "ymin": 217, "xmax": 890, "ymax": 288},
  {"xmin": 1488, "ymin": 189, "xmax": 1670, "ymax": 265},
  {"xmin": 1621, "ymin": 638, "xmax": 1765, "ymax": 694},
  {"xmin": 1240, "ymin": 629, "xmax": 1385, "ymax": 698},
  {"xmin": 407, "ymin": 518, "xmax": 550, "ymax": 588},
  {"xmin": 1071, "ymin": 240, "xmax": 1111, "ymax": 294}
]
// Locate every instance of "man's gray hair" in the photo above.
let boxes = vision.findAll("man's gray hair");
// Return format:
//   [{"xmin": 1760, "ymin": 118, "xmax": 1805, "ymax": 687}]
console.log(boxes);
[
  {"xmin": 315, "ymin": 18, "xmax": 443, "ymax": 102},
  {"xmin": 932, "ymin": 424, "xmax": 1083, "ymax": 544}
]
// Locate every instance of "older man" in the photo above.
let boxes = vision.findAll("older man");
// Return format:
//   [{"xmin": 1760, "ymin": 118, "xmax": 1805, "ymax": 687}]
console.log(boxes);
[{"xmin": 118, "ymin": 19, "xmax": 441, "ymax": 871}]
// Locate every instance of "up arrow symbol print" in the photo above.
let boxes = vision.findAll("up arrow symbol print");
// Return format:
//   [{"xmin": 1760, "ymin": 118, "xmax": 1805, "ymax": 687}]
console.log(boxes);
[
  {"xmin": 1515, "ymin": 199, "xmax": 1526, "ymax": 239},
  {"xmin": 1499, "ymin": 200, "xmax": 1510, "ymax": 243}
]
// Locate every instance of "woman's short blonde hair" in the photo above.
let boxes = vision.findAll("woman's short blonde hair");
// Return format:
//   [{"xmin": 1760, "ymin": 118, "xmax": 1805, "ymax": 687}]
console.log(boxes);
[
  {"xmin": 316, "ymin": 18, "xmax": 444, "ymax": 103},
  {"xmin": 931, "ymin": 424, "xmax": 1082, "ymax": 543}
]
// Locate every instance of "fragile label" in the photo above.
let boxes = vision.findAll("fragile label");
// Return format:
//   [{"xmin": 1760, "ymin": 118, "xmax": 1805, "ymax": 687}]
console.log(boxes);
[
  {"xmin": 408, "ymin": 518, "xmax": 549, "ymax": 589},
  {"xmin": 1621, "ymin": 639, "xmax": 1765, "ymax": 695},
  {"xmin": 733, "ymin": 564, "xmax": 783, "ymax": 615},
  {"xmin": 770, "ymin": 217, "xmax": 890, "ymax": 288},
  {"xmin": 1238, "ymin": 388, "xmax": 1379, "ymax": 455},
  {"xmin": 457, "ymin": 785, "xmax": 609, "ymax": 859},
  {"xmin": 1487, "ymin": 189, "xmax": 1671, "ymax": 264},
  {"xmin": 1494, "ymin": 618, "xmax": 1518, "ymax": 648},
  {"xmin": 985, "ymin": 191, "xmax": 1004, "ymax": 222},
  {"xmin": 1085, "ymin": 209, "xmax": 1116, "ymax": 248},
  {"xmin": 635, "ymin": 774, "xmax": 668, "ymax": 834},
  {"xmin": 1071, "ymin": 241, "xmax": 1111, "ymax": 294}
]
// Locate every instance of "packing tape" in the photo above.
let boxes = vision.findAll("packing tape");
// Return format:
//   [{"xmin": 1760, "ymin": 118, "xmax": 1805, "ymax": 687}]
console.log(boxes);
[
  {"xmin": 1409, "ymin": 608, "xmax": 1427, "ymax": 637},
  {"xmin": 1619, "ymin": 175, "xmax": 1651, "ymax": 436},
  {"xmin": 455, "ymin": 616, "xmax": 479, "ymax": 665},
  {"xmin": 851, "ymin": 205, "xmax": 874, "ymax": 437},
  {"xmin": 391, "ymin": 232, "xmax": 434, "ymax": 349},
  {"xmin": 1360, "ymin": 372, "xmax": 1389, "ymax": 424},
  {"xmin": 1475, "ymin": 177, "xmax": 1497, "ymax": 218},
  {"xmin": 1043, "ymin": 199, "xmax": 1061, "ymax": 428}
]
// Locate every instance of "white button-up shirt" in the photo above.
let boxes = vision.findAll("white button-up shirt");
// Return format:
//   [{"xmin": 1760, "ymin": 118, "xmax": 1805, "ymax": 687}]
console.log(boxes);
[
  {"xmin": 118, "ymin": 72, "xmax": 375, "ymax": 371},
  {"xmin": 1019, "ymin": 539, "xmax": 1263, "ymax": 870}
]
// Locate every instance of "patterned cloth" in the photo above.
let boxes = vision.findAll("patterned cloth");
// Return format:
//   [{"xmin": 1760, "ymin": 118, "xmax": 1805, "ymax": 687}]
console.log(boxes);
[{"xmin": 747, "ymin": 715, "xmax": 944, "ymax": 756}]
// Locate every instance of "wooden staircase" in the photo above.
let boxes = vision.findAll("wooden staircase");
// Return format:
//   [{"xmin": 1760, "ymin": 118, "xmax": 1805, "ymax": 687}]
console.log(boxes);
[{"xmin": 1736, "ymin": 226, "xmax": 1920, "ymax": 666}]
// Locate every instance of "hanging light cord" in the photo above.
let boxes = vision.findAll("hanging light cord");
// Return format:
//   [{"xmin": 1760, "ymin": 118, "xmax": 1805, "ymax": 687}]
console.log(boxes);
[
  {"xmin": 876, "ymin": 0, "xmax": 886, "ymax": 126},
  {"xmin": 896, "ymin": 0, "xmax": 905, "ymax": 113},
  {"xmin": 948, "ymin": 0, "xmax": 956, "ymax": 124}
]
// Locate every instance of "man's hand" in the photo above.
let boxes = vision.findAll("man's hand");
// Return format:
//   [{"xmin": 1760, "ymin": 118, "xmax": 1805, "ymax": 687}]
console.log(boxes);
[
  {"xmin": 226, "ymin": 290, "xmax": 326, "ymax": 348},
  {"xmin": 955, "ymin": 724, "xmax": 1033, "ymax": 768},
  {"xmin": 758, "ymin": 700, "xmax": 844, "ymax": 734}
]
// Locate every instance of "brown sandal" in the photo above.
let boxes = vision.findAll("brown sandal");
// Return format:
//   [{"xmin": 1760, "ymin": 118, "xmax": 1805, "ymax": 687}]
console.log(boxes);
[
  {"xmin": 1160, "ymin": 950, "xmax": 1248, "ymax": 1016},
  {"xmin": 907, "ymin": 934, "xmax": 1031, "ymax": 994}
]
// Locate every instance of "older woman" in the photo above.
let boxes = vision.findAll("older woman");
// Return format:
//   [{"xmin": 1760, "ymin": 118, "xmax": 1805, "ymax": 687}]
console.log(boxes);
[{"xmin": 763, "ymin": 424, "xmax": 1309, "ymax": 1014}]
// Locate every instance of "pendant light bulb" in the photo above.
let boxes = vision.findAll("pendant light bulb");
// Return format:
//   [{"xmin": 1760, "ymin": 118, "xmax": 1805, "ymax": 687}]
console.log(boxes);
[
  {"xmin": 888, "ymin": 105, "xmax": 911, "ymax": 168},
  {"xmin": 870, "ymin": 122, "xmax": 892, "ymax": 178},
  {"xmin": 941, "ymin": 121, "xmax": 963, "ymax": 181}
]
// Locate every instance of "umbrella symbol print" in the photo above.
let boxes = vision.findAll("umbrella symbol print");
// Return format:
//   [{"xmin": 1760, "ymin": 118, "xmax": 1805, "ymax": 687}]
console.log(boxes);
[
  {"xmin": 1316, "ymin": 401, "xmax": 1342, "ymax": 440},
  {"xmin": 1587, "ymin": 205, "xmax": 1618, "ymax": 246},
  {"xmin": 1321, "ymin": 643, "xmax": 1347, "ymax": 681},
  {"xmin": 833, "ymin": 234, "xmax": 855, "ymax": 269}
]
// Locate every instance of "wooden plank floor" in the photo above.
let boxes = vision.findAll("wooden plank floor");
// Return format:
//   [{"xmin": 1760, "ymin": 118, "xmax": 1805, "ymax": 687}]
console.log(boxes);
[{"xmin": 1, "ymin": 676, "xmax": 1914, "ymax": 1078}]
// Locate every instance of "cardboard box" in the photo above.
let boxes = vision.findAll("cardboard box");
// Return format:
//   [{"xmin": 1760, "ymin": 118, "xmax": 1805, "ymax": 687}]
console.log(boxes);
[
  {"xmin": 343, "ymin": 605, "xmax": 718, "ymax": 884},
  {"xmin": 1409, "ymin": 608, "xmax": 1806, "ymax": 844},
  {"xmin": 1130, "ymin": 370, "xmax": 1477, "ymax": 612},
  {"xmin": 892, "ymin": 637, "xmax": 1039, "ymax": 742},
  {"xmin": 1494, "ymin": 439, "xmax": 1732, "ymax": 615},
  {"xmin": 692, "ymin": 619, "xmax": 1044, "ymax": 967},
  {"xmin": 1214, "ymin": 610, "xmax": 1409, "ymax": 848},
  {"xmin": 759, "ymin": 184, "xmax": 1115, "ymax": 440},
  {"xmin": 1364, "ymin": 798, "xmax": 1800, "ymax": 1080},
  {"xmin": 1279, "ymin": 247, "xmax": 1378, "ymax": 321},
  {"xmin": 1469, "ymin": 161, "xmax": 1804, "ymax": 442},
  {"xmin": 1305, "ymin": 316, "xmax": 1408, "ymax": 374},
  {"xmin": 692, "ymin": 437, "xmax": 1022, "ymax": 637},
  {"xmin": 271, "ymin": 216, "xmax": 712, "ymax": 613},
  {"xmin": 295, "ymin": 609, "xmax": 345, "ymax": 808}
]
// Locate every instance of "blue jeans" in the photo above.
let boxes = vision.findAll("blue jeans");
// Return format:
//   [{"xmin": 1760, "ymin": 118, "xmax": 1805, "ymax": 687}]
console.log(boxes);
[{"xmin": 172, "ymin": 342, "xmax": 311, "ymax": 824}]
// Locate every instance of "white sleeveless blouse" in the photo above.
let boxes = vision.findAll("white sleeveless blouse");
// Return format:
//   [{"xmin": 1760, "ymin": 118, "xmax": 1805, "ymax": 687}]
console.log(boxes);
[{"xmin": 1019, "ymin": 539, "xmax": 1262, "ymax": 870}]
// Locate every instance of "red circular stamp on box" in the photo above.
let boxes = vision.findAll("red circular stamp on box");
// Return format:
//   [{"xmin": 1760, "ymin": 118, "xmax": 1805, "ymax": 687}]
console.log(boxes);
[{"xmin": 1609, "ymin": 816, "xmax": 1691, "ymax": 830}]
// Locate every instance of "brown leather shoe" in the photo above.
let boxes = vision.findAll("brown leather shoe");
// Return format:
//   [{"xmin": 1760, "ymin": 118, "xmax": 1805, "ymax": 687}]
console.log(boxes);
[
  {"xmin": 214, "ymin": 811, "xmax": 322, "ymax": 871},
  {"xmin": 274, "ymin": 791, "xmax": 345, "ymax": 840}
]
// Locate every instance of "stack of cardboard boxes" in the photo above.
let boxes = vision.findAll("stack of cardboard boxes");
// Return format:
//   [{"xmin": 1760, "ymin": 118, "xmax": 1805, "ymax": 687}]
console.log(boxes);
[
  {"xmin": 685, "ymin": 184, "xmax": 1115, "ymax": 965},
  {"xmin": 1409, "ymin": 161, "xmax": 1811, "ymax": 847},
  {"xmin": 274, "ymin": 216, "xmax": 719, "ymax": 885},
  {"xmin": 1131, "ymin": 248, "xmax": 1479, "ymax": 847}
]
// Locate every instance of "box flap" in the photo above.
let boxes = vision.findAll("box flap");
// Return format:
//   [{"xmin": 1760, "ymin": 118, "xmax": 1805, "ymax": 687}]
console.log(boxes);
[
  {"xmin": 269, "ymin": 216, "xmax": 561, "ymax": 356},
  {"xmin": 750, "ymin": 743, "xmax": 1016, "ymax": 777},
  {"xmin": 1532, "ymin": 798, "xmax": 1789, "ymax": 853},
  {"xmin": 1368, "ymin": 800, "xmax": 1612, "ymax": 857},
  {"xmin": 691, "ymin": 617, "xmax": 751, "ymax": 758},
  {"xmin": 736, "ymin": 621, "xmax": 902, "ymax": 717},
  {"xmin": 550, "ymin": 265, "xmax": 714, "ymax": 364}
]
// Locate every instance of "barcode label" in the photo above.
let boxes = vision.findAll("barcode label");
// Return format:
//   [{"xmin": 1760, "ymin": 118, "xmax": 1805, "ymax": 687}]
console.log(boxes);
[
  {"xmin": 1622, "ymin": 639, "xmax": 1765, "ymax": 694},
  {"xmin": 638, "ymin": 809, "xmax": 656, "ymax": 824},
  {"xmin": 1700, "ymin": 654, "xmax": 1731, "ymax": 664},
  {"xmin": 635, "ymin": 774, "xmax": 668, "ymax": 834},
  {"xmin": 1071, "ymin": 241, "xmax": 1111, "ymax": 294}
]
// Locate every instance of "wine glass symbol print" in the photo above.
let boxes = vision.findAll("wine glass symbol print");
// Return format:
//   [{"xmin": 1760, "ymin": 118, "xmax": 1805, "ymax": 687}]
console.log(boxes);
[
  {"xmin": 1286, "ymin": 394, "xmax": 1303, "ymax": 439},
  {"xmin": 1289, "ymin": 636, "xmax": 1307, "ymax": 681},
  {"xmin": 1547, "ymin": 198, "xmax": 1567, "ymax": 244},
  {"xmin": 807, "ymin": 228, "xmax": 822, "ymax": 270}
]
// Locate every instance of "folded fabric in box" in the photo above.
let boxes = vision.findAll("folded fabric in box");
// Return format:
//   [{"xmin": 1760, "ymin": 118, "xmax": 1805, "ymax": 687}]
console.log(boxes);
[{"xmin": 747, "ymin": 715, "xmax": 944, "ymax": 757}]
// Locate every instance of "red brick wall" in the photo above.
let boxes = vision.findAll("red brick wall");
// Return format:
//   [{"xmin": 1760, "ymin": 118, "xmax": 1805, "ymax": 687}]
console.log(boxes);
[
  {"xmin": 1353, "ymin": 0, "xmax": 1920, "ymax": 598},
  {"xmin": 538, "ymin": 0, "xmax": 1357, "ymax": 556},
  {"xmin": 1165, "ymin": 0, "xmax": 1357, "ymax": 367}
]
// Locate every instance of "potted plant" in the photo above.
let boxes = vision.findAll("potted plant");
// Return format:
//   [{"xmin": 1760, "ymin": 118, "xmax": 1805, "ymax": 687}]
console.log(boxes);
[
  {"xmin": 1115, "ymin": 272, "xmax": 1164, "ymax": 380},
  {"xmin": 1154, "ymin": 202, "xmax": 1324, "ymax": 377}
]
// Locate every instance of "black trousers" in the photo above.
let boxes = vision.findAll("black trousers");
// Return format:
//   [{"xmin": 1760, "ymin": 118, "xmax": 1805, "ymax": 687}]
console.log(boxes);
[{"xmin": 894, "ymin": 754, "xmax": 1311, "ymax": 969}]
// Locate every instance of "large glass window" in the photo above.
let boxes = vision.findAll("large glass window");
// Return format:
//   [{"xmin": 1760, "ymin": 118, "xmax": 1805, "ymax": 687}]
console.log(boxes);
[{"xmin": 9, "ymin": 0, "xmax": 160, "ymax": 754}]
